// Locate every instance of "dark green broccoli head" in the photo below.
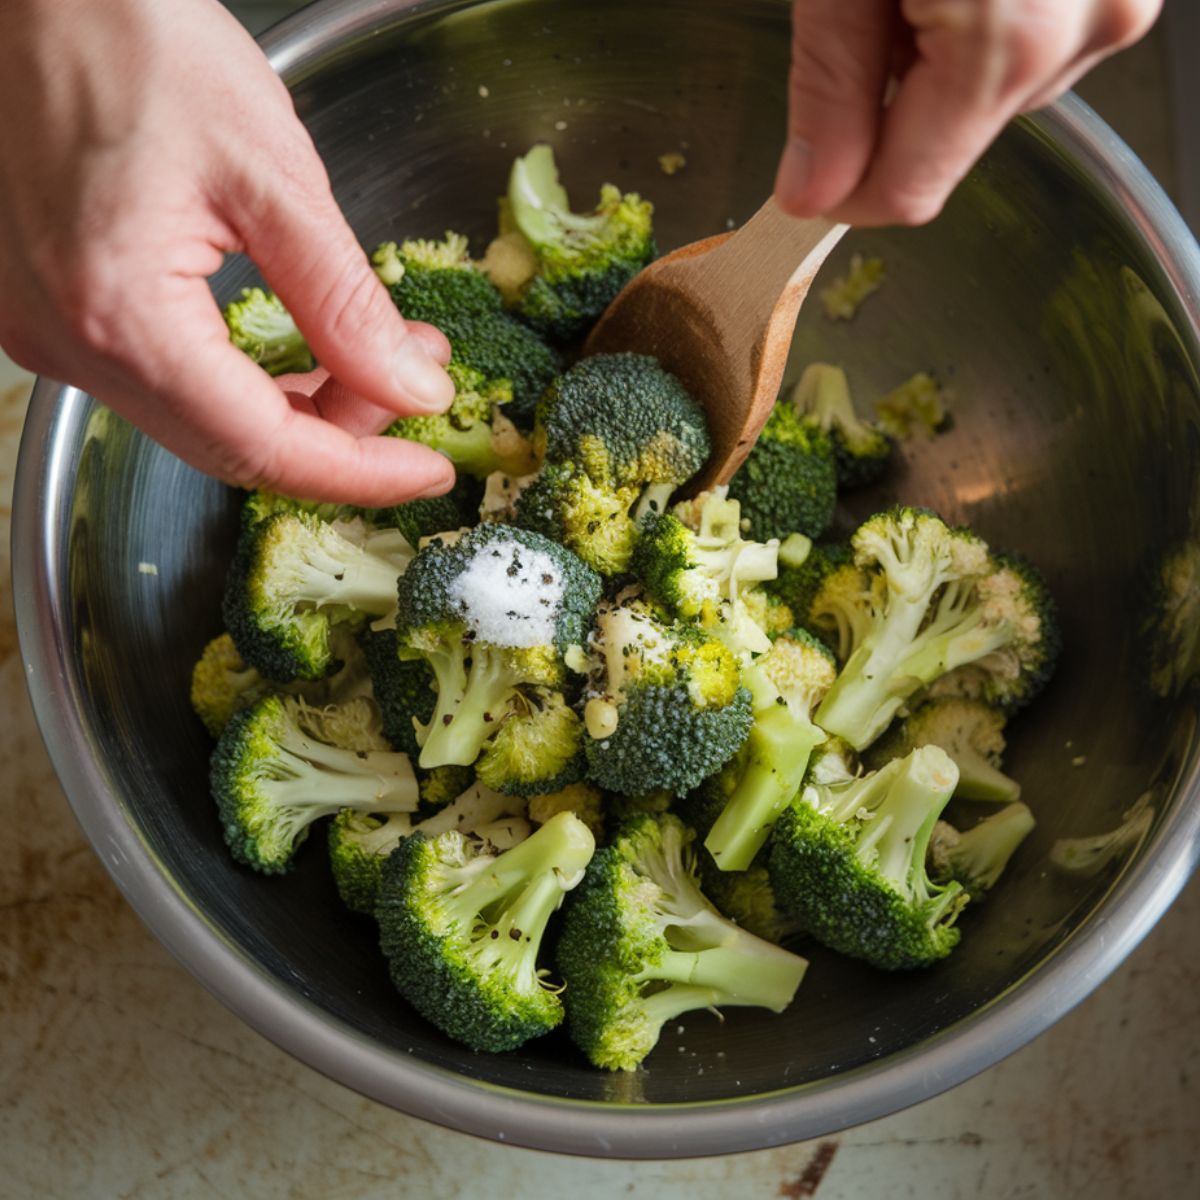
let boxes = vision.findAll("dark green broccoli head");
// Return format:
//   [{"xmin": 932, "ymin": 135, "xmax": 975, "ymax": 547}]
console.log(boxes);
[
  {"xmin": 359, "ymin": 628, "xmax": 435, "ymax": 757},
  {"xmin": 787, "ymin": 363, "xmax": 892, "ymax": 489},
  {"xmin": 768, "ymin": 746, "xmax": 967, "ymax": 969},
  {"xmin": 395, "ymin": 524, "xmax": 601, "ymax": 768},
  {"xmin": 581, "ymin": 598, "xmax": 752, "ymax": 796},
  {"xmin": 496, "ymin": 145, "xmax": 656, "ymax": 343},
  {"xmin": 383, "ymin": 474, "xmax": 484, "ymax": 547},
  {"xmin": 556, "ymin": 812, "xmax": 807, "ymax": 1070},
  {"xmin": 536, "ymin": 353, "xmax": 710, "ymax": 491},
  {"xmin": 475, "ymin": 688, "xmax": 586, "ymax": 797},
  {"xmin": 726, "ymin": 401, "xmax": 837, "ymax": 542},
  {"xmin": 223, "ymin": 511, "xmax": 414, "ymax": 683},
  {"xmin": 376, "ymin": 810, "xmax": 595, "ymax": 1053},
  {"xmin": 222, "ymin": 287, "xmax": 313, "ymax": 376},
  {"xmin": 210, "ymin": 694, "xmax": 419, "ymax": 875},
  {"xmin": 766, "ymin": 541, "xmax": 853, "ymax": 646},
  {"xmin": 513, "ymin": 462, "xmax": 643, "ymax": 577},
  {"xmin": 417, "ymin": 764, "xmax": 476, "ymax": 817},
  {"xmin": 328, "ymin": 810, "xmax": 412, "ymax": 915}
]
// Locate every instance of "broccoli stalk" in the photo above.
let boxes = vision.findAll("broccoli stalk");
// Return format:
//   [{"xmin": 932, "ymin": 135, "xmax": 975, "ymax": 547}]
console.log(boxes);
[
  {"xmin": 928, "ymin": 802, "xmax": 1035, "ymax": 900},
  {"xmin": 376, "ymin": 810, "xmax": 596, "ymax": 1053},
  {"xmin": 556, "ymin": 814, "xmax": 808, "ymax": 1070},
  {"xmin": 769, "ymin": 746, "xmax": 967, "ymax": 969},
  {"xmin": 210, "ymin": 694, "xmax": 419, "ymax": 874}
]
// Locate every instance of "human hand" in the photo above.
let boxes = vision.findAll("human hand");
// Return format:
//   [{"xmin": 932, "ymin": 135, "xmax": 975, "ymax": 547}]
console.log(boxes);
[
  {"xmin": 0, "ymin": 0, "xmax": 457, "ymax": 506},
  {"xmin": 775, "ymin": 0, "xmax": 1162, "ymax": 225}
]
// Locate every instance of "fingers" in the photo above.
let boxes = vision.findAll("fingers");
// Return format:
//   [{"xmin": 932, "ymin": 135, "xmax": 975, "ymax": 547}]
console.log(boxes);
[
  {"xmin": 775, "ymin": 0, "xmax": 897, "ymax": 217},
  {"xmin": 300, "ymin": 375, "xmax": 399, "ymax": 438},
  {"xmin": 226, "ymin": 143, "xmax": 455, "ymax": 419}
]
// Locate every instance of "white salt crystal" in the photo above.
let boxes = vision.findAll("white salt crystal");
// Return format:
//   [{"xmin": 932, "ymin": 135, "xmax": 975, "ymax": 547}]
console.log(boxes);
[{"xmin": 448, "ymin": 537, "xmax": 563, "ymax": 647}]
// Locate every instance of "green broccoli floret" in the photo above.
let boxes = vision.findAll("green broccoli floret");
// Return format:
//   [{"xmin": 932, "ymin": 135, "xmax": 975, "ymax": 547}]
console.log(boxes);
[
  {"xmin": 240, "ymin": 490, "xmax": 362, "ymax": 532},
  {"xmin": 865, "ymin": 697, "xmax": 1020, "ymax": 803},
  {"xmin": 633, "ymin": 490, "xmax": 780, "ymax": 657},
  {"xmin": 375, "ymin": 233, "xmax": 561, "ymax": 422},
  {"xmin": 475, "ymin": 688, "xmax": 586, "ymax": 797},
  {"xmin": 812, "ymin": 509, "xmax": 1058, "ymax": 749},
  {"xmin": 190, "ymin": 632, "xmax": 277, "ymax": 738},
  {"xmin": 485, "ymin": 144, "xmax": 655, "ymax": 343},
  {"xmin": 210, "ymin": 694, "xmax": 419, "ymax": 874},
  {"xmin": 527, "ymin": 782, "xmax": 606, "ymax": 841},
  {"xmin": 679, "ymin": 783, "xmax": 803, "ymax": 945},
  {"xmin": 726, "ymin": 400, "xmax": 836, "ymax": 542},
  {"xmin": 767, "ymin": 540, "xmax": 855, "ymax": 648},
  {"xmin": 818, "ymin": 253, "xmax": 884, "ymax": 321},
  {"xmin": 875, "ymin": 372, "xmax": 949, "ymax": 439},
  {"xmin": 376, "ymin": 810, "xmax": 595, "ymax": 1052},
  {"xmin": 417, "ymin": 763, "xmax": 476, "ymax": 817},
  {"xmin": 223, "ymin": 511, "xmax": 414, "ymax": 683},
  {"xmin": 384, "ymin": 474, "xmax": 484, "ymax": 546},
  {"xmin": 924, "ymin": 554, "xmax": 1061, "ymax": 715},
  {"xmin": 786, "ymin": 364, "xmax": 892, "ymax": 489},
  {"xmin": 556, "ymin": 813, "xmax": 808, "ymax": 1070},
  {"xmin": 703, "ymin": 629, "xmax": 838, "ymax": 872},
  {"xmin": 536, "ymin": 353, "xmax": 710, "ymax": 491},
  {"xmin": 222, "ymin": 287, "xmax": 313, "ymax": 376},
  {"xmin": 927, "ymin": 802, "xmax": 1035, "ymax": 900},
  {"xmin": 769, "ymin": 745, "xmax": 967, "ymax": 970},
  {"xmin": 328, "ymin": 781, "xmax": 528, "ymax": 914},
  {"xmin": 395, "ymin": 523, "xmax": 601, "ymax": 769},
  {"xmin": 580, "ymin": 596, "xmax": 753, "ymax": 796},
  {"xmin": 358, "ymin": 628, "xmax": 434, "ymax": 757}
]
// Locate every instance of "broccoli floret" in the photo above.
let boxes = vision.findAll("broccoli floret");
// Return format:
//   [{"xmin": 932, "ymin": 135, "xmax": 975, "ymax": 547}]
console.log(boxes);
[
  {"xmin": 818, "ymin": 253, "xmax": 884, "ymax": 321},
  {"xmin": 417, "ymin": 764, "xmax": 476, "ymax": 817},
  {"xmin": 395, "ymin": 523, "xmax": 601, "ymax": 769},
  {"xmin": 875, "ymin": 372, "xmax": 949, "ymax": 439},
  {"xmin": 726, "ymin": 400, "xmax": 836, "ymax": 542},
  {"xmin": 486, "ymin": 145, "xmax": 655, "ymax": 343},
  {"xmin": 223, "ymin": 511, "xmax": 414, "ymax": 683},
  {"xmin": 703, "ymin": 629, "xmax": 838, "ymax": 871},
  {"xmin": 786, "ymin": 364, "xmax": 892, "ymax": 489},
  {"xmin": 376, "ymin": 810, "xmax": 595, "ymax": 1052},
  {"xmin": 222, "ymin": 287, "xmax": 313, "ymax": 376},
  {"xmin": 812, "ymin": 509, "xmax": 1057, "ymax": 749},
  {"xmin": 679, "ymin": 783, "xmax": 803, "ymax": 945},
  {"xmin": 241, "ymin": 490, "xmax": 362, "ymax": 532},
  {"xmin": 927, "ymin": 802, "xmax": 1035, "ymax": 900},
  {"xmin": 513, "ymin": 462, "xmax": 644, "ymax": 577},
  {"xmin": 556, "ymin": 813, "xmax": 808, "ymax": 1070},
  {"xmin": 190, "ymin": 632, "xmax": 276, "ymax": 738},
  {"xmin": 633, "ymin": 490, "xmax": 780, "ymax": 657},
  {"xmin": 358, "ymin": 628, "xmax": 434, "ymax": 757},
  {"xmin": 210, "ymin": 694, "xmax": 419, "ymax": 874},
  {"xmin": 766, "ymin": 541, "xmax": 854, "ymax": 644},
  {"xmin": 1048, "ymin": 793, "xmax": 1155, "ymax": 878},
  {"xmin": 375, "ymin": 233, "xmax": 561, "ymax": 422},
  {"xmin": 384, "ymin": 474, "xmax": 484, "ymax": 546},
  {"xmin": 527, "ymin": 782, "xmax": 606, "ymax": 841},
  {"xmin": 769, "ymin": 745, "xmax": 967, "ymax": 970},
  {"xmin": 328, "ymin": 781, "xmax": 528, "ymax": 914},
  {"xmin": 866, "ymin": 697, "xmax": 1020, "ymax": 803},
  {"xmin": 536, "ymin": 353, "xmax": 710, "ymax": 491},
  {"xmin": 475, "ymin": 688, "xmax": 586, "ymax": 797},
  {"xmin": 581, "ymin": 596, "xmax": 753, "ymax": 795}
]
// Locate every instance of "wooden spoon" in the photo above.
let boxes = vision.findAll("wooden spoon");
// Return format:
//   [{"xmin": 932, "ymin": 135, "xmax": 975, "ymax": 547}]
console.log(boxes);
[{"xmin": 585, "ymin": 200, "xmax": 847, "ymax": 491}]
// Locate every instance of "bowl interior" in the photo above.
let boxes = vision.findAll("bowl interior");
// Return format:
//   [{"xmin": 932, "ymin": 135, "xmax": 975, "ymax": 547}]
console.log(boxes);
[{"xmin": 30, "ymin": 0, "xmax": 1200, "ymax": 1130}]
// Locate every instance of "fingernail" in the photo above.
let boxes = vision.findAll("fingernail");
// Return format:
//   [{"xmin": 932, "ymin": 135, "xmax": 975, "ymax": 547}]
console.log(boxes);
[
  {"xmin": 394, "ymin": 337, "xmax": 455, "ymax": 412},
  {"xmin": 776, "ymin": 136, "xmax": 813, "ymax": 208}
]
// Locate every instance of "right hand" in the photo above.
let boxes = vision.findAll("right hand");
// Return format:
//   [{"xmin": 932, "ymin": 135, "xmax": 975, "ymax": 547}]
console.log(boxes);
[{"xmin": 0, "ymin": 0, "xmax": 458, "ymax": 506}]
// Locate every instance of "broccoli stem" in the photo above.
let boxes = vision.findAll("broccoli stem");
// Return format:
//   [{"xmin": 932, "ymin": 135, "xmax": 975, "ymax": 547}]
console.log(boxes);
[
  {"xmin": 704, "ymin": 706, "xmax": 824, "ymax": 872},
  {"xmin": 291, "ymin": 543, "xmax": 407, "ymax": 615},
  {"xmin": 945, "ymin": 802, "xmax": 1035, "ymax": 895},
  {"xmin": 274, "ymin": 728, "xmax": 420, "ymax": 808},
  {"xmin": 951, "ymin": 748, "xmax": 1022, "ymax": 803},
  {"xmin": 418, "ymin": 645, "xmax": 519, "ymax": 768}
]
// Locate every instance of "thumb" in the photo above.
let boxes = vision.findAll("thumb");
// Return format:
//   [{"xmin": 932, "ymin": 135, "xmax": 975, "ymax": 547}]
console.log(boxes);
[
  {"xmin": 231, "ymin": 150, "xmax": 456, "ymax": 419},
  {"xmin": 775, "ymin": 0, "xmax": 897, "ymax": 217}
]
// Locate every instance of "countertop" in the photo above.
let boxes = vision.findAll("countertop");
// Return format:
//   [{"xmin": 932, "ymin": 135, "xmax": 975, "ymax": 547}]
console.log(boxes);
[{"xmin": 2, "ymin": 3, "xmax": 1198, "ymax": 1196}]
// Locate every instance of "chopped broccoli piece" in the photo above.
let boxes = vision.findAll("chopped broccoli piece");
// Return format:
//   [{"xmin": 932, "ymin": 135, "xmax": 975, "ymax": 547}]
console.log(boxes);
[
  {"xmin": 812, "ymin": 509, "xmax": 1057, "ymax": 749},
  {"xmin": 487, "ymin": 145, "xmax": 655, "ymax": 343},
  {"xmin": 767, "ymin": 541, "xmax": 854, "ymax": 646},
  {"xmin": 769, "ymin": 745, "xmax": 967, "ymax": 970},
  {"xmin": 866, "ymin": 697, "xmax": 1020, "ymax": 803},
  {"xmin": 819, "ymin": 253, "xmax": 885, "ymax": 321},
  {"xmin": 210, "ymin": 694, "xmax": 419, "ymax": 874},
  {"xmin": 556, "ymin": 813, "xmax": 808, "ymax": 1070},
  {"xmin": 786, "ymin": 364, "xmax": 892, "ymax": 489},
  {"xmin": 223, "ymin": 511, "xmax": 415, "ymax": 683},
  {"xmin": 927, "ymin": 802, "xmax": 1035, "ymax": 900},
  {"xmin": 581, "ymin": 596, "xmax": 753, "ymax": 795},
  {"xmin": 703, "ymin": 629, "xmax": 837, "ymax": 871},
  {"xmin": 475, "ymin": 688, "xmax": 587, "ymax": 797},
  {"xmin": 240, "ymin": 490, "xmax": 362, "ymax": 532},
  {"xmin": 190, "ymin": 632, "xmax": 275, "ymax": 738},
  {"xmin": 875, "ymin": 372, "xmax": 948, "ymax": 439},
  {"xmin": 384, "ymin": 474, "xmax": 484, "ymax": 546},
  {"xmin": 377, "ymin": 810, "xmax": 595, "ymax": 1052},
  {"xmin": 416, "ymin": 763, "xmax": 476, "ymax": 817},
  {"xmin": 222, "ymin": 287, "xmax": 313, "ymax": 375},
  {"xmin": 395, "ymin": 523, "xmax": 601, "ymax": 769},
  {"xmin": 358, "ymin": 628, "xmax": 434, "ymax": 757},
  {"xmin": 536, "ymin": 353, "xmax": 710, "ymax": 492},
  {"xmin": 527, "ymin": 782, "xmax": 606, "ymax": 841},
  {"xmin": 726, "ymin": 400, "xmax": 836, "ymax": 541}
]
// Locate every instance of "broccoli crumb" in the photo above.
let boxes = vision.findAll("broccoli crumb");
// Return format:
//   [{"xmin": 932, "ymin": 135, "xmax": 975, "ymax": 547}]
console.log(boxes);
[
  {"xmin": 819, "ymin": 254, "xmax": 885, "ymax": 321},
  {"xmin": 658, "ymin": 152, "xmax": 687, "ymax": 176}
]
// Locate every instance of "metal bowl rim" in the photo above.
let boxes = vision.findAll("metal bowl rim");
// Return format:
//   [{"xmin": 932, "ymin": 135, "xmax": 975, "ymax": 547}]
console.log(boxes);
[{"xmin": 11, "ymin": 0, "xmax": 1200, "ymax": 1159}]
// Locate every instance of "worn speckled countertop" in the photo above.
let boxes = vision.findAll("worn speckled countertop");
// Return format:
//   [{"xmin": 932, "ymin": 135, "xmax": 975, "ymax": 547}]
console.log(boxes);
[{"xmin": 2, "ymin": 3, "xmax": 1199, "ymax": 1196}]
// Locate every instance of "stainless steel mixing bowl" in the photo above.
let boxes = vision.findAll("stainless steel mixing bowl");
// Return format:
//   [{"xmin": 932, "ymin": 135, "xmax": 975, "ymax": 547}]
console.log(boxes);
[{"xmin": 12, "ymin": 0, "xmax": 1200, "ymax": 1159}]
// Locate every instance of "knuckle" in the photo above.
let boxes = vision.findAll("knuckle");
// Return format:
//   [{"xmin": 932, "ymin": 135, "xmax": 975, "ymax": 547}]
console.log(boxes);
[{"xmin": 311, "ymin": 259, "xmax": 392, "ymax": 349}]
